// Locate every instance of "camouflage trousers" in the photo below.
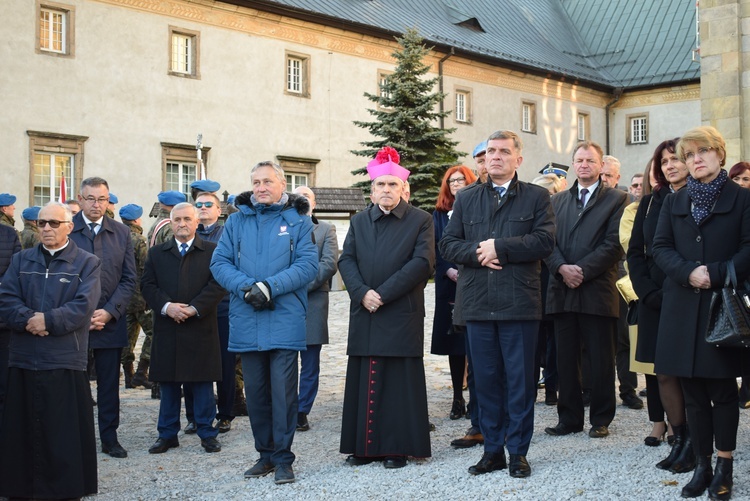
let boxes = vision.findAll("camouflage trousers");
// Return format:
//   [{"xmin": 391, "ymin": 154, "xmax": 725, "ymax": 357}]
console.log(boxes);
[{"xmin": 121, "ymin": 309, "xmax": 153, "ymax": 364}]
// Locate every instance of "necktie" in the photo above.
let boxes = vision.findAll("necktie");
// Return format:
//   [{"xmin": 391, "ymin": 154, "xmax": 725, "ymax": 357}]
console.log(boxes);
[
  {"xmin": 89, "ymin": 222, "xmax": 98, "ymax": 235},
  {"xmin": 180, "ymin": 243, "xmax": 188, "ymax": 256},
  {"xmin": 580, "ymin": 188, "xmax": 589, "ymax": 208},
  {"xmin": 494, "ymin": 186, "xmax": 506, "ymax": 197}
]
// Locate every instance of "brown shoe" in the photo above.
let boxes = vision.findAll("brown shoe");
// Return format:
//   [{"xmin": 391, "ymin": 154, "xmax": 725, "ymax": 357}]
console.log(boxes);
[{"xmin": 450, "ymin": 426, "xmax": 484, "ymax": 449}]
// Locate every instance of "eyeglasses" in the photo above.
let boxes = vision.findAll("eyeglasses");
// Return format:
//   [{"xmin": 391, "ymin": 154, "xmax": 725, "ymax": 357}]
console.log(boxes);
[
  {"xmin": 195, "ymin": 201, "xmax": 215, "ymax": 208},
  {"xmin": 683, "ymin": 146, "xmax": 713, "ymax": 162},
  {"xmin": 448, "ymin": 176, "xmax": 466, "ymax": 185},
  {"xmin": 37, "ymin": 219, "xmax": 71, "ymax": 228},
  {"xmin": 631, "ymin": 182, "xmax": 642, "ymax": 188},
  {"xmin": 82, "ymin": 197, "xmax": 109, "ymax": 205}
]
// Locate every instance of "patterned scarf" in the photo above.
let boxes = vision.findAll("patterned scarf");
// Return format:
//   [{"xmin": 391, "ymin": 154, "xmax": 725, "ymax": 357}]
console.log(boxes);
[{"xmin": 687, "ymin": 169, "xmax": 728, "ymax": 225}]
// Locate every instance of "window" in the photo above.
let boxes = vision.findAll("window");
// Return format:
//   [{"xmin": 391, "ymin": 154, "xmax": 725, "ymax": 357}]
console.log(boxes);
[
  {"xmin": 277, "ymin": 156, "xmax": 319, "ymax": 190},
  {"xmin": 628, "ymin": 114, "xmax": 649, "ymax": 144},
  {"xmin": 161, "ymin": 143, "xmax": 210, "ymax": 198},
  {"xmin": 521, "ymin": 102, "xmax": 537, "ymax": 133},
  {"xmin": 285, "ymin": 51, "xmax": 310, "ymax": 97},
  {"xmin": 378, "ymin": 71, "xmax": 393, "ymax": 109},
  {"xmin": 577, "ymin": 113, "xmax": 589, "ymax": 141},
  {"xmin": 36, "ymin": 2, "xmax": 75, "ymax": 57},
  {"xmin": 27, "ymin": 131, "xmax": 87, "ymax": 204},
  {"xmin": 455, "ymin": 89, "xmax": 472, "ymax": 124},
  {"xmin": 169, "ymin": 27, "xmax": 200, "ymax": 78}
]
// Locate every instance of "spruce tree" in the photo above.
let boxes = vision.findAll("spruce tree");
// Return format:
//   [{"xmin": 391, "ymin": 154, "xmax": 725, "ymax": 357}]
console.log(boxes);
[{"xmin": 351, "ymin": 28, "xmax": 463, "ymax": 209}]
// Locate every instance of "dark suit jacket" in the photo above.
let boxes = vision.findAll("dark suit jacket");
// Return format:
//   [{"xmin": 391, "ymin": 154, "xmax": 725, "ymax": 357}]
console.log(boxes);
[
  {"xmin": 141, "ymin": 236, "xmax": 225, "ymax": 382},
  {"xmin": 305, "ymin": 219, "xmax": 338, "ymax": 345},
  {"xmin": 69, "ymin": 213, "xmax": 136, "ymax": 348}
]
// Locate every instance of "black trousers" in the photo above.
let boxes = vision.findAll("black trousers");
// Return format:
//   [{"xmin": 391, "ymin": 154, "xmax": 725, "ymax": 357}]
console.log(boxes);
[
  {"xmin": 554, "ymin": 312, "xmax": 616, "ymax": 429},
  {"xmin": 681, "ymin": 376, "xmax": 739, "ymax": 455},
  {"xmin": 93, "ymin": 347, "xmax": 122, "ymax": 444}
]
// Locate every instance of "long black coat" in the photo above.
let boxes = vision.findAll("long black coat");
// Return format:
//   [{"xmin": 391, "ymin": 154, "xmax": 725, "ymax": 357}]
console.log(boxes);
[
  {"xmin": 653, "ymin": 179, "xmax": 750, "ymax": 378},
  {"xmin": 545, "ymin": 180, "xmax": 628, "ymax": 318},
  {"xmin": 627, "ymin": 188, "xmax": 670, "ymax": 362},
  {"xmin": 141, "ymin": 236, "xmax": 225, "ymax": 382},
  {"xmin": 338, "ymin": 199, "xmax": 435, "ymax": 358}
]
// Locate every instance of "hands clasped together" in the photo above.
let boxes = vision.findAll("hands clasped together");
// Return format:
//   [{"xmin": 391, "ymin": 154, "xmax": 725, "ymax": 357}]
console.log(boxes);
[{"xmin": 243, "ymin": 281, "xmax": 275, "ymax": 311}]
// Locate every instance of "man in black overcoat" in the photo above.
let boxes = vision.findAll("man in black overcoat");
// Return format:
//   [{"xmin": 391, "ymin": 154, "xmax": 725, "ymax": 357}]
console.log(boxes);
[{"xmin": 141, "ymin": 202, "xmax": 226, "ymax": 454}]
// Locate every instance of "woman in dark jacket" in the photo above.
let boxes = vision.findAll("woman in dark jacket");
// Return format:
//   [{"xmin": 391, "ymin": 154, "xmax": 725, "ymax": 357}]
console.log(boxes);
[
  {"xmin": 628, "ymin": 139, "xmax": 691, "ymax": 470},
  {"xmin": 653, "ymin": 126, "xmax": 750, "ymax": 499},
  {"xmin": 431, "ymin": 165, "xmax": 476, "ymax": 419}
]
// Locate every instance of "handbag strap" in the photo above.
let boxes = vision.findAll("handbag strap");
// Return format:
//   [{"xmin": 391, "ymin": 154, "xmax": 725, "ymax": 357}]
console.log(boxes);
[{"xmin": 727, "ymin": 260, "xmax": 739, "ymax": 289}]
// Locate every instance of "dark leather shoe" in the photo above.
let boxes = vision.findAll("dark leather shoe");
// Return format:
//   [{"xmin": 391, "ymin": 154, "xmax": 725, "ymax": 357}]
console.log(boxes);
[
  {"xmin": 681, "ymin": 455, "xmax": 712, "ymax": 498},
  {"xmin": 707, "ymin": 456, "xmax": 733, "ymax": 500},
  {"xmin": 346, "ymin": 455, "xmax": 379, "ymax": 466},
  {"xmin": 201, "ymin": 437, "xmax": 221, "ymax": 453},
  {"xmin": 184, "ymin": 421, "xmax": 197, "ymax": 434},
  {"xmin": 449, "ymin": 398, "xmax": 466, "ymax": 420},
  {"xmin": 451, "ymin": 426, "xmax": 484, "ymax": 448},
  {"xmin": 217, "ymin": 419, "xmax": 231, "ymax": 434},
  {"xmin": 102, "ymin": 440, "xmax": 128, "ymax": 458},
  {"xmin": 468, "ymin": 451, "xmax": 507, "ymax": 475},
  {"xmin": 244, "ymin": 459, "xmax": 275, "ymax": 478},
  {"xmin": 589, "ymin": 425, "xmax": 609, "ymax": 438},
  {"xmin": 383, "ymin": 456, "xmax": 407, "ymax": 469},
  {"xmin": 148, "ymin": 437, "xmax": 179, "ymax": 454},
  {"xmin": 509, "ymin": 454, "xmax": 531, "ymax": 478},
  {"xmin": 274, "ymin": 464, "xmax": 295, "ymax": 484},
  {"xmin": 622, "ymin": 393, "xmax": 644, "ymax": 409},
  {"xmin": 544, "ymin": 423, "xmax": 582, "ymax": 436},
  {"xmin": 296, "ymin": 412, "xmax": 310, "ymax": 432}
]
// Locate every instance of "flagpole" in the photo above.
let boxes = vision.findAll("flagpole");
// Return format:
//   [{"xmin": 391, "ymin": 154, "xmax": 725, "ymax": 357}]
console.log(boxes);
[{"xmin": 197, "ymin": 133, "xmax": 205, "ymax": 180}]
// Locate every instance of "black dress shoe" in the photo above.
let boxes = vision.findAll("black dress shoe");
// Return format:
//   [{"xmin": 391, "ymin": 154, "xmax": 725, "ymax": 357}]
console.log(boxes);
[
  {"xmin": 245, "ymin": 459, "xmax": 275, "ymax": 478},
  {"xmin": 217, "ymin": 419, "xmax": 231, "ymax": 434},
  {"xmin": 509, "ymin": 454, "xmax": 531, "ymax": 478},
  {"xmin": 184, "ymin": 421, "xmax": 197, "ymax": 434},
  {"xmin": 201, "ymin": 437, "xmax": 221, "ymax": 453},
  {"xmin": 102, "ymin": 440, "xmax": 128, "ymax": 458},
  {"xmin": 148, "ymin": 437, "xmax": 179, "ymax": 454},
  {"xmin": 468, "ymin": 451, "xmax": 507, "ymax": 475},
  {"xmin": 383, "ymin": 456, "xmax": 407, "ymax": 469},
  {"xmin": 296, "ymin": 412, "xmax": 310, "ymax": 432},
  {"xmin": 345, "ymin": 455, "xmax": 379, "ymax": 466},
  {"xmin": 274, "ymin": 464, "xmax": 295, "ymax": 484},
  {"xmin": 622, "ymin": 393, "xmax": 644, "ymax": 409},
  {"xmin": 589, "ymin": 425, "xmax": 609, "ymax": 438},
  {"xmin": 544, "ymin": 423, "xmax": 582, "ymax": 436}
]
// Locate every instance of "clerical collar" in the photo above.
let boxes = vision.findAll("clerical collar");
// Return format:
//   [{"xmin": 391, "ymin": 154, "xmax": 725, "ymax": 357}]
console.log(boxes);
[
  {"xmin": 43, "ymin": 239, "xmax": 70, "ymax": 256},
  {"xmin": 82, "ymin": 213, "xmax": 103, "ymax": 227},
  {"xmin": 378, "ymin": 205, "xmax": 392, "ymax": 215}
]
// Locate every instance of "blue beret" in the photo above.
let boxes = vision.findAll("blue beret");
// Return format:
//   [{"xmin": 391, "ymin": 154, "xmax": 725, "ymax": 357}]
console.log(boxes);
[
  {"xmin": 227, "ymin": 194, "xmax": 236, "ymax": 205},
  {"xmin": 190, "ymin": 179, "xmax": 221, "ymax": 192},
  {"xmin": 472, "ymin": 141, "xmax": 487, "ymax": 158},
  {"xmin": 119, "ymin": 203, "xmax": 143, "ymax": 221},
  {"xmin": 0, "ymin": 193, "xmax": 16, "ymax": 206},
  {"xmin": 108, "ymin": 193, "xmax": 119, "ymax": 204},
  {"xmin": 157, "ymin": 190, "xmax": 187, "ymax": 206},
  {"xmin": 22, "ymin": 206, "xmax": 41, "ymax": 221}
]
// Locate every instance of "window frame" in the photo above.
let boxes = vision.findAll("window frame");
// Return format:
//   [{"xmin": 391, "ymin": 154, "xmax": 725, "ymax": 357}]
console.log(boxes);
[
  {"xmin": 161, "ymin": 143, "xmax": 210, "ymax": 198},
  {"xmin": 36, "ymin": 1, "xmax": 75, "ymax": 58},
  {"xmin": 627, "ymin": 113, "xmax": 649, "ymax": 145},
  {"xmin": 454, "ymin": 87, "xmax": 472, "ymax": 124},
  {"xmin": 377, "ymin": 70, "xmax": 394, "ymax": 110},
  {"xmin": 277, "ymin": 156, "xmax": 319, "ymax": 189},
  {"xmin": 284, "ymin": 51, "xmax": 310, "ymax": 98},
  {"xmin": 577, "ymin": 112, "xmax": 590, "ymax": 141},
  {"xmin": 168, "ymin": 26, "xmax": 200, "ymax": 79},
  {"xmin": 27, "ymin": 130, "xmax": 87, "ymax": 204},
  {"xmin": 521, "ymin": 101, "xmax": 537, "ymax": 134}
]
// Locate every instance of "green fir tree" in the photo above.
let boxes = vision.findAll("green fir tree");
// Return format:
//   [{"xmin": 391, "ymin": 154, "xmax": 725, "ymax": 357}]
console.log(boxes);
[{"xmin": 351, "ymin": 28, "xmax": 464, "ymax": 209}]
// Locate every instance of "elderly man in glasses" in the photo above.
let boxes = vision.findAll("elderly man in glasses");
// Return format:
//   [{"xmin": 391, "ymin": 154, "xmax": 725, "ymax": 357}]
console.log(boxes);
[{"xmin": 69, "ymin": 177, "xmax": 136, "ymax": 459}]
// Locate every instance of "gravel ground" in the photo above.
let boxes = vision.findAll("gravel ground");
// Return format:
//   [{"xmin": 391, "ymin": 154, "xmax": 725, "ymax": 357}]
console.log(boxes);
[{"xmin": 88, "ymin": 284, "xmax": 750, "ymax": 500}]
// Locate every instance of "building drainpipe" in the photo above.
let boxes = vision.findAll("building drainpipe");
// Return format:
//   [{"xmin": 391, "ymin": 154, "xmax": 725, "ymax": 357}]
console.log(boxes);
[
  {"xmin": 605, "ymin": 87, "xmax": 624, "ymax": 154},
  {"xmin": 438, "ymin": 48, "xmax": 455, "ymax": 130}
]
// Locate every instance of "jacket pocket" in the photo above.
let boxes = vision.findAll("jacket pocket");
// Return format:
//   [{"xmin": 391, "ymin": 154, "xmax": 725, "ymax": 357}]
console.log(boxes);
[
  {"xmin": 507, "ymin": 214, "xmax": 534, "ymax": 236},
  {"xmin": 464, "ymin": 216, "xmax": 485, "ymax": 241}
]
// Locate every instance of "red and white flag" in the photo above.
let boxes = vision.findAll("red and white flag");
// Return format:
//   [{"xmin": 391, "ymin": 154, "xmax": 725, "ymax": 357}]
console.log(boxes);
[{"xmin": 59, "ymin": 177, "xmax": 67, "ymax": 203}]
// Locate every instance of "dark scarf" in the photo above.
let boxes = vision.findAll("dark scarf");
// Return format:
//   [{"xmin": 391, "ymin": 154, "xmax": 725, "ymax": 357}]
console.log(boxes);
[{"xmin": 687, "ymin": 169, "xmax": 728, "ymax": 225}]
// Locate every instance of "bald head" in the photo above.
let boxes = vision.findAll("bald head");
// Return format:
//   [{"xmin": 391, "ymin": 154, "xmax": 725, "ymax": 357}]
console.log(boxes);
[{"xmin": 293, "ymin": 186, "xmax": 315, "ymax": 215}]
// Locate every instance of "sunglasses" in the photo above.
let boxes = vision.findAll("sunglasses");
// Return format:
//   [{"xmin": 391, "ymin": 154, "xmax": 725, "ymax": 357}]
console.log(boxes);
[
  {"xmin": 195, "ymin": 202, "xmax": 215, "ymax": 208},
  {"xmin": 37, "ymin": 219, "xmax": 71, "ymax": 228}
]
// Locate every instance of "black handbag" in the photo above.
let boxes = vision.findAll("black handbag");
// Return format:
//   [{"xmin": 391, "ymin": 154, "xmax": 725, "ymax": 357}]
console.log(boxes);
[
  {"xmin": 705, "ymin": 260, "xmax": 750, "ymax": 348},
  {"xmin": 626, "ymin": 300, "xmax": 639, "ymax": 326}
]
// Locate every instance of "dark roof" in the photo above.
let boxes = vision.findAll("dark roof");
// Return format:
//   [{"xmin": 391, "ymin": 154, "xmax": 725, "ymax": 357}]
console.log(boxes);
[
  {"xmin": 233, "ymin": 0, "xmax": 699, "ymax": 90},
  {"xmin": 312, "ymin": 187, "xmax": 368, "ymax": 213}
]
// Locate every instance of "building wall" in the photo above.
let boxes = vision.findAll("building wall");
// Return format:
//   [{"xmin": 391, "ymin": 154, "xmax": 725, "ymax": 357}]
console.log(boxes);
[{"xmin": 2, "ymin": 0, "xmax": 698, "ymax": 223}]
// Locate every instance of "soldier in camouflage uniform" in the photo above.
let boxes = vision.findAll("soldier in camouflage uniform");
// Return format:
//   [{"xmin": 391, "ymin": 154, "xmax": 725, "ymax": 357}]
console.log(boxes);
[
  {"xmin": 146, "ymin": 191, "xmax": 185, "ymax": 248},
  {"xmin": 105, "ymin": 193, "xmax": 118, "ymax": 220},
  {"xmin": 0, "ymin": 194, "xmax": 19, "ymax": 239},
  {"xmin": 19, "ymin": 206, "xmax": 41, "ymax": 250},
  {"xmin": 119, "ymin": 204, "xmax": 153, "ymax": 390}
]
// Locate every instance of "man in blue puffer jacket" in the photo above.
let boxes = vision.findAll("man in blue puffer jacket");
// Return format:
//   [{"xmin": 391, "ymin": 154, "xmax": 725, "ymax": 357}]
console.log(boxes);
[{"xmin": 210, "ymin": 161, "xmax": 317, "ymax": 485}]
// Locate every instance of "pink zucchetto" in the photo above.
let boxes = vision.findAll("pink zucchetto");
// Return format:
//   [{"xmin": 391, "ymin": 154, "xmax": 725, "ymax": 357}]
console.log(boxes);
[{"xmin": 366, "ymin": 146, "xmax": 410, "ymax": 181}]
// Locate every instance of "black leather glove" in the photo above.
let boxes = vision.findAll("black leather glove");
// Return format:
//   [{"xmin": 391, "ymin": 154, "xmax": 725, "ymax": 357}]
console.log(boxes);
[{"xmin": 241, "ymin": 281, "xmax": 273, "ymax": 311}]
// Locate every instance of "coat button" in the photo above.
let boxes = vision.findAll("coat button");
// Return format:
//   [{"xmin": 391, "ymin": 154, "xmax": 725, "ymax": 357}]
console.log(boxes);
[
  {"xmin": 694, "ymin": 288, "xmax": 700, "ymax": 294},
  {"xmin": 696, "ymin": 261, "xmax": 701, "ymax": 265},
  {"xmin": 696, "ymin": 236, "xmax": 702, "ymax": 242}
]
